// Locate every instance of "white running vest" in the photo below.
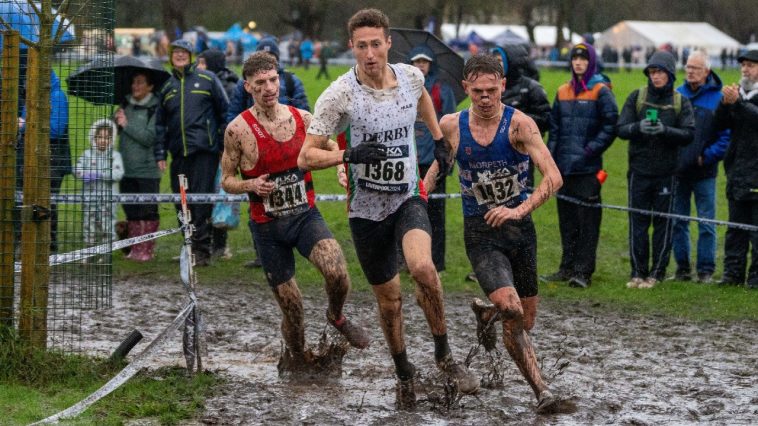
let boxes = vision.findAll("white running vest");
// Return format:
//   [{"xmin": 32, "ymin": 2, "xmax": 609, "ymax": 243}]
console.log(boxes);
[{"xmin": 345, "ymin": 64, "xmax": 422, "ymax": 221}]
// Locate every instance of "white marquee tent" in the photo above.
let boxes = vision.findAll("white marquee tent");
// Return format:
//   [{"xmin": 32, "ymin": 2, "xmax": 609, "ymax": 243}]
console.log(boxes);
[
  {"xmin": 597, "ymin": 21, "xmax": 741, "ymax": 54},
  {"xmin": 441, "ymin": 23, "xmax": 582, "ymax": 47}
]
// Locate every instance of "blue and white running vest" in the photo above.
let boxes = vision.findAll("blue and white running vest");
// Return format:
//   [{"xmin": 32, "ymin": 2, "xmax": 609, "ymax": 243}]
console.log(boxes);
[
  {"xmin": 343, "ymin": 64, "xmax": 424, "ymax": 221},
  {"xmin": 456, "ymin": 106, "xmax": 530, "ymax": 218}
]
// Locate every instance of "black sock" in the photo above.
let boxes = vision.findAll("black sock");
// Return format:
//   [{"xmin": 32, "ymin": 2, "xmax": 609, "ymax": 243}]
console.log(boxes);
[
  {"xmin": 392, "ymin": 350, "xmax": 415, "ymax": 380},
  {"xmin": 433, "ymin": 333, "xmax": 451, "ymax": 362}
]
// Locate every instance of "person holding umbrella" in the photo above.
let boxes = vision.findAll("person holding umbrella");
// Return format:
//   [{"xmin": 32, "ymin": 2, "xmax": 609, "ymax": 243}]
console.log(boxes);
[
  {"xmin": 113, "ymin": 71, "xmax": 161, "ymax": 262},
  {"xmin": 298, "ymin": 8, "xmax": 479, "ymax": 409},
  {"xmin": 406, "ymin": 44, "xmax": 457, "ymax": 272}
]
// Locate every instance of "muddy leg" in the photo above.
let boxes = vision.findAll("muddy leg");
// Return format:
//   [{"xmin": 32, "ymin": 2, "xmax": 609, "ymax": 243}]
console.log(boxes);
[
  {"xmin": 489, "ymin": 287, "xmax": 548, "ymax": 398},
  {"xmin": 372, "ymin": 278, "xmax": 405, "ymax": 354},
  {"xmin": 271, "ymin": 280, "xmax": 305, "ymax": 355},
  {"xmin": 308, "ymin": 239, "xmax": 349, "ymax": 321},
  {"xmin": 402, "ymin": 229, "xmax": 447, "ymax": 337}
]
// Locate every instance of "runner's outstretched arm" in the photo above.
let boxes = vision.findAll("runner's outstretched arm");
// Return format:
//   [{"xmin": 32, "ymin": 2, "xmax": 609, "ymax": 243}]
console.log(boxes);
[
  {"xmin": 298, "ymin": 133, "xmax": 344, "ymax": 171},
  {"xmin": 483, "ymin": 112, "xmax": 562, "ymax": 227}
]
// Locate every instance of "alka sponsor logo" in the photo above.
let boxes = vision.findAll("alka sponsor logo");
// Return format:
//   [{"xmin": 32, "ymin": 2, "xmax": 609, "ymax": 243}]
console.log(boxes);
[
  {"xmin": 361, "ymin": 125, "xmax": 412, "ymax": 144},
  {"xmin": 271, "ymin": 168, "xmax": 304, "ymax": 185}
]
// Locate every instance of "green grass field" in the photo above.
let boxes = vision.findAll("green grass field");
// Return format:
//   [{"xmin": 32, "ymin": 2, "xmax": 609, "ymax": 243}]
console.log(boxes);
[{"xmin": 102, "ymin": 64, "xmax": 756, "ymax": 322}]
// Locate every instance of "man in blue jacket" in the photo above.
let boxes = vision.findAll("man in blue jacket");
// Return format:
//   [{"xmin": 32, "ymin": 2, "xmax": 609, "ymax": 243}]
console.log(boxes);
[
  {"xmin": 226, "ymin": 36, "xmax": 310, "ymax": 268},
  {"xmin": 155, "ymin": 39, "xmax": 229, "ymax": 265},
  {"xmin": 672, "ymin": 50, "xmax": 730, "ymax": 283},
  {"xmin": 407, "ymin": 44, "xmax": 457, "ymax": 271},
  {"xmin": 543, "ymin": 43, "xmax": 618, "ymax": 288}
]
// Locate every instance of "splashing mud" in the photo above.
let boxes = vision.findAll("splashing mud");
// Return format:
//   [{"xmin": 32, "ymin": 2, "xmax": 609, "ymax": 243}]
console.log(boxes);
[{"xmin": 80, "ymin": 279, "xmax": 758, "ymax": 424}]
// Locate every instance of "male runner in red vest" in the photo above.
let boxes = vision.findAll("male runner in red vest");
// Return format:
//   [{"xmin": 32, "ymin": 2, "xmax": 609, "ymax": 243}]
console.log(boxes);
[{"xmin": 221, "ymin": 52, "xmax": 370, "ymax": 367}]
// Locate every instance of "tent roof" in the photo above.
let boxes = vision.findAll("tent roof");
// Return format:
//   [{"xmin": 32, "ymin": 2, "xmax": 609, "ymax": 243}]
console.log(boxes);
[
  {"xmin": 598, "ymin": 21, "xmax": 741, "ymax": 53},
  {"xmin": 441, "ymin": 23, "xmax": 581, "ymax": 47}
]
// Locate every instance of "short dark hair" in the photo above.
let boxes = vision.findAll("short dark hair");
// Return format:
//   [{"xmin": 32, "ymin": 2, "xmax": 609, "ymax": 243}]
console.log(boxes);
[
  {"xmin": 347, "ymin": 8, "xmax": 389, "ymax": 40},
  {"xmin": 242, "ymin": 51, "xmax": 279, "ymax": 80},
  {"xmin": 463, "ymin": 54, "xmax": 505, "ymax": 81}
]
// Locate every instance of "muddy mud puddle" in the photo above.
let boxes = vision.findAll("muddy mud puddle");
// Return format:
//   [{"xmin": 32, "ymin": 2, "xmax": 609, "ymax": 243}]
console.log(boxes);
[{"xmin": 80, "ymin": 279, "xmax": 758, "ymax": 425}]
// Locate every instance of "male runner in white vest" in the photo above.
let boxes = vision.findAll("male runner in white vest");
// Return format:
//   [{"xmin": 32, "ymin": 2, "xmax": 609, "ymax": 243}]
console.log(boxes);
[
  {"xmin": 425, "ymin": 54, "xmax": 564, "ymax": 413},
  {"xmin": 221, "ymin": 52, "xmax": 370, "ymax": 372},
  {"xmin": 298, "ymin": 8, "xmax": 479, "ymax": 408}
]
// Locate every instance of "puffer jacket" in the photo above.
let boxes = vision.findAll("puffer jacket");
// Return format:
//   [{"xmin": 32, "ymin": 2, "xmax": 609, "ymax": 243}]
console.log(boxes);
[
  {"xmin": 675, "ymin": 72, "xmax": 730, "ymax": 179},
  {"xmin": 119, "ymin": 93, "xmax": 161, "ymax": 179},
  {"xmin": 491, "ymin": 44, "xmax": 550, "ymax": 134},
  {"xmin": 715, "ymin": 85, "xmax": 758, "ymax": 200},
  {"xmin": 154, "ymin": 63, "xmax": 229, "ymax": 160},
  {"xmin": 548, "ymin": 74, "xmax": 618, "ymax": 176},
  {"xmin": 617, "ymin": 86, "xmax": 695, "ymax": 177}
]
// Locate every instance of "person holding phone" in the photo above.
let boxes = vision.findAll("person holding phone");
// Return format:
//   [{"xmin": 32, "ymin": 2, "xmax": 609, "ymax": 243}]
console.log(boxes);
[{"xmin": 617, "ymin": 51, "xmax": 695, "ymax": 289}]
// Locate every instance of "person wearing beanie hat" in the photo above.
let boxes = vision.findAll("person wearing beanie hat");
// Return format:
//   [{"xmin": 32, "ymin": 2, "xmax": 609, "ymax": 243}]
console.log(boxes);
[
  {"xmin": 714, "ymin": 49, "xmax": 758, "ymax": 288},
  {"xmin": 155, "ymin": 38, "xmax": 230, "ymax": 266},
  {"xmin": 542, "ymin": 42, "xmax": 618, "ymax": 289},
  {"xmin": 617, "ymin": 50, "xmax": 695, "ymax": 289},
  {"xmin": 225, "ymin": 36, "xmax": 310, "ymax": 269}
]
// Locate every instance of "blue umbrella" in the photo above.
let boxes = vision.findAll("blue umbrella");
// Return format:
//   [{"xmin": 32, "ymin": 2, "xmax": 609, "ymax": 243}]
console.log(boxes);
[{"xmin": 0, "ymin": 1, "xmax": 75, "ymax": 49}]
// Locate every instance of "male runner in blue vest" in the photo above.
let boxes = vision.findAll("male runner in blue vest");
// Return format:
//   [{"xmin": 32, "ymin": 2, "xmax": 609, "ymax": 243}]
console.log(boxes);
[{"xmin": 425, "ymin": 54, "xmax": 564, "ymax": 413}]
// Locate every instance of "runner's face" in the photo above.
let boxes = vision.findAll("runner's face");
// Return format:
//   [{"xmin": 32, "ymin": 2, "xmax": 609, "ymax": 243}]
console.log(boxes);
[
  {"xmin": 463, "ymin": 73, "xmax": 505, "ymax": 116},
  {"xmin": 245, "ymin": 68, "xmax": 280, "ymax": 108},
  {"xmin": 350, "ymin": 27, "xmax": 390, "ymax": 78}
]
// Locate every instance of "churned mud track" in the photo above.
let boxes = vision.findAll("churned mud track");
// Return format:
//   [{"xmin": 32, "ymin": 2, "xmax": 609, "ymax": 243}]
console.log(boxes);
[{"xmin": 80, "ymin": 278, "xmax": 758, "ymax": 425}]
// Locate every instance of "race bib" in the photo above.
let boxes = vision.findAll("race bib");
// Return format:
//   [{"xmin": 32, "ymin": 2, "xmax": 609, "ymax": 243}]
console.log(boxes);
[
  {"xmin": 356, "ymin": 145, "xmax": 411, "ymax": 193},
  {"xmin": 262, "ymin": 170, "xmax": 309, "ymax": 217},
  {"xmin": 472, "ymin": 174, "xmax": 520, "ymax": 206}
]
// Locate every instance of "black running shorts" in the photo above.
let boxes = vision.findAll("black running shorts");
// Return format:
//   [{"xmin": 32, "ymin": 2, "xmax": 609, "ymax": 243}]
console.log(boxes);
[
  {"xmin": 349, "ymin": 197, "xmax": 432, "ymax": 285},
  {"xmin": 463, "ymin": 214, "xmax": 539, "ymax": 298},
  {"xmin": 251, "ymin": 208, "xmax": 334, "ymax": 287}
]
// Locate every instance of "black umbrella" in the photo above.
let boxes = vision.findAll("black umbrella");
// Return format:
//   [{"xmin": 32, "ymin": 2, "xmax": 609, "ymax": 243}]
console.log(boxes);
[
  {"xmin": 67, "ymin": 55, "xmax": 170, "ymax": 105},
  {"xmin": 388, "ymin": 28, "xmax": 466, "ymax": 105}
]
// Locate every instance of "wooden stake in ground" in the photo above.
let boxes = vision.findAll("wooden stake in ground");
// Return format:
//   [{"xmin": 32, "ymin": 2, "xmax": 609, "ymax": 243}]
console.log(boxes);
[
  {"xmin": 18, "ymin": 1, "xmax": 54, "ymax": 348},
  {"xmin": 0, "ymin": 30, "xmax": 20, "ymax": 328}
]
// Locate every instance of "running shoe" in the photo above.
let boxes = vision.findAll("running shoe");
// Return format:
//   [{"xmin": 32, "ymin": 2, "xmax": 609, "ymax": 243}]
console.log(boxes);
[
  {"xmin": 471, "ymin": 298, "xmax": 498, "ymax": 352},
  {"xmin": 626, "ymin": 277, "xmax": 645, "ymax": 289},
  {"xmin": 328, "ymin": 314, "xmax": 370, "ymax": 349},
  {"xmin": 638, "ymin": 277, "xmax": 657, "ymax": 289},
  {"xmin": 536, "ymin": 389, "xmax": 560, "ymax": 414},
  {"xmin": 395, "ymin": 376, "xmax": 417, "ymax": 410},
  {"xmin": 539, "ymin": 270, "xmax": 572, "ymax": 283},
  {"xmin": 436, "ymin": 354, "xmax": 480, "ymax": 394}
]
